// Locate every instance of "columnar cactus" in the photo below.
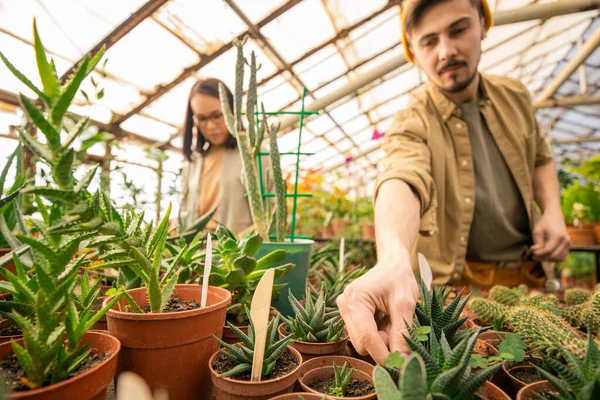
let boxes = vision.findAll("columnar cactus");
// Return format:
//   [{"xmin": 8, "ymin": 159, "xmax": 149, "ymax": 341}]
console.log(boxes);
[
  {"xmin": 565, "ymin": 288, "xmax": 592, "ymax": 306},
  {"xmin": 467, "ymin": 298, "xmax": 510, "ymax": 327},
  {"xmin": 508, "ymin": 306, "xmax": 587, "ymax": 359},
  {"xmin": 489, "ymin": 285, "xmax": 520, "ymax": 306},
  {"xmin": 219, "ymin": 37, "xmax": 287, "ymax": 242}
]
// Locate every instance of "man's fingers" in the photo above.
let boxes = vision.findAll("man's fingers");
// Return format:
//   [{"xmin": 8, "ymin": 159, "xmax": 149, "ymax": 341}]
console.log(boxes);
[
  {"xmin": 533, "ymin": 234, "xmax": 560, "ymax": 258},
  {"xmin": 336, "ymin": 293, "xmax": 359, "ymax": 352},
  {"xmin": 549, "ymin": 239, "xmax": 570, "ymax": 262},
  {"xmin": 388, "ymin": 307, "xmax": 414, "ymax": 354},
  {"xmin": 351, "ymin": 305, "xmax": 390, "ymax": 365},
  {"xmin": 532, "ymin": 225, "xmax": 546, "ymax": 248}
]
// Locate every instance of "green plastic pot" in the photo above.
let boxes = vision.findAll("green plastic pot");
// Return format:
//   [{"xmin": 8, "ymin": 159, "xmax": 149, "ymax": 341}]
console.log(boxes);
[{"xmin": 256, "ymin": 239, "xmax": 314, "ymax": 316}]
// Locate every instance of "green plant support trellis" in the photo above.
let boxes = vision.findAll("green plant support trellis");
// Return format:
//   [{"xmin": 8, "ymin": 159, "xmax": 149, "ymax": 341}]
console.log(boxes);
[{"xmin": 253, "ymin": 87, "xmax": 319, "ymax": 316}]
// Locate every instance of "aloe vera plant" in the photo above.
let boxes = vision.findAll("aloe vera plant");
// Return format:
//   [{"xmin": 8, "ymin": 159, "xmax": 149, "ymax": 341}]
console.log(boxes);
[
  {"xmin": 212, "ymin": 307, "xmax": 293, "ymax": 378},
  {"xmin": 207, "ymin": 224, "xmax": 294, "ymax": 325},
  {"xmin": 373, "ymin": 329, "xmax": 500, "ymax": 399},
  {"xmin": 328, "ymin": 362, "xmax": 354, "ymax": 397},
  {"xmin": 284, "ymin": 286, "xmax": 345, "ymax": 343},
  {"xmin": 0, "ymin": 144, "xmax": 27, "ymax": 250},
  {"xmin": 86, "ymin": 203, "xmax": 183, "ymax": 313}
]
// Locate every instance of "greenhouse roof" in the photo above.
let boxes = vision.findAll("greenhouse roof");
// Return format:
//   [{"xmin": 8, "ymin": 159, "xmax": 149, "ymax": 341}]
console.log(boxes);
[{"xmin": 0, "ymin": 0, "xmax": 599, "ymax": 200}]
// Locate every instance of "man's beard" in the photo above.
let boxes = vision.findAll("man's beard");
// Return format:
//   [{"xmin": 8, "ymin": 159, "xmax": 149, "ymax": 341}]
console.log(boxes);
[{"xmin": 443, "ymin": 68, "xmax": 478, "ymax": 93}]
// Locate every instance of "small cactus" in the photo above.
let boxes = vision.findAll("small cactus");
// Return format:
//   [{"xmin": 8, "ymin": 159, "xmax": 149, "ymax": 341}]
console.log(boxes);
[
  {"xmin": 565, "ymin": 288, "xmax": 592, "ymax": 306},
  {"xmin": 468, "ymin": 298, "xmax": 510, "ymax": 327},
  {"xmin": 489, "ymin": 285, "xmax": 520, "ymax": 306},
  {"xmin": 508, "ymin": 306, "xmax": 587, "ymax": 359}
]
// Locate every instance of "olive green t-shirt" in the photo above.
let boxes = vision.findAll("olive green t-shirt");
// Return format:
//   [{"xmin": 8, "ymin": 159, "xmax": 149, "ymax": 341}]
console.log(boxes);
[{"xmin": 459, "ymin": 97, "xmax": 532, "ymax": 261}]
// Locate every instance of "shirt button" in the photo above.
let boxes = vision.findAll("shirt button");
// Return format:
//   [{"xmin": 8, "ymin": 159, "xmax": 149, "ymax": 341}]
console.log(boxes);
[
  {"xmin": 460, "ymin": 159, "xmax": 469, "ymax": 167},
  {"xmin": 455, "ymin": 122, "xmax": 463, "ymax": 129},
  {"xmin": 460, "ymin": 236, "xmax": 466, "ymax": 243},
  {"xmin": 452, "ymin": 272, "xmax": 461, "ymax": 280},
  {"xmin": 464, "ymin": 197, "xmax": 472, "ymax": 204}
]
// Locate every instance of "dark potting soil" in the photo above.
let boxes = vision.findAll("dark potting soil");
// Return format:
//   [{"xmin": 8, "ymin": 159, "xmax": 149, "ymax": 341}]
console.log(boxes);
[
  {"xmin": 308, "ymin": 377, "xmax": 375, "ymax": 397},
  {"xmin": 512, "ymin": 369, "xmax": 541, "ymax": 385},
  {"xmin": 213, "ymin": 348, "xmax": 298, "ymax": 381},
  {"xmin": 0, "ymin": 349, "xmax": 107, "ymax": 392},
  {"xmin": 143, "ymin": 295, "xmax": 201, "ymax": 313},
  {"xmin": 0, "ymin": 322, "xmax": 22, "ymax": 337}
]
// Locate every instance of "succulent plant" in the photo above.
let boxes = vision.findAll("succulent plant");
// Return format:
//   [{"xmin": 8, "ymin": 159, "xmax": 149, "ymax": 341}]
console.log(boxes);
[
  {"xmin": 207, "ymin": 224, "xmax": 294, "ymax": 325},
  {"xmin": 373, "ymin": 328, "xmax": 501, "ymax": 399},
  {"xmin": 565, "ymin": 288, "xmax": 592, "ymax": 306},
  {"xmin": 558, "ymin": 289, "xmax": 600, "ymax": 333},
  {"xmin": 213, "ymin": 307, "xmax": 292, "ymax": 378},
  {"xmin": 535, "ymin": 333, "xmax": 600, "ymax": 399},
  {"xmin": 508, "ymin": 306, "xmax": 587, "ymax": 359},
  {"xmin": 519, "ymin": 292, "xmax": 558, "ymax": 308},
  {"xmin": 220, "ymin": 37, "xmax": 286, "ymax": 242},
  {"xmin": 284, "ymin": 286, "xmax": 345, "ymax": 343},
  {"xmin": 489, "ymin": 285, "xmax": 520, "ymax": 306},
  {"xmin": 328, "ymin": 362, "xmax": 354, "ymax": 397},
  {"xmin": 414, "ymin": 280, "xmax": 476, "ymax": 347},
  {"xmin": 467, "ymin": 297, "xmax": 510, "ymax": 329}
]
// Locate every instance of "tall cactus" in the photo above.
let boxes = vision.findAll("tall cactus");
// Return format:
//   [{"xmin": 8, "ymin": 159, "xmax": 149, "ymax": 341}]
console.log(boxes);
[{"xmin": 219, "ymin": 37, "xmax": 287, "ymax": 242}]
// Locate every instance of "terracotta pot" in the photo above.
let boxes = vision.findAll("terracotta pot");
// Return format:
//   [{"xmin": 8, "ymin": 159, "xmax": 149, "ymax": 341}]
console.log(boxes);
[
  {"xmin": 344, "ymin": 340, "xmax": 376, "ymax": 365},
  {"xmin": 595, "ymin": 224, "xmax": 600, "ymax": 244},
  {"xmin": 299, "ymin": 355, "xmax": 374, "ymax": 374},
  {"xmin": 473, "ymin": 340, "xmax": 500, "ymax": 376},
  {"xmin": 361, "ymin": 223, "xmax": 375, "ymax": 241},
  {"xmin": 317, "ymin": 226, "xmax": 334, "ymax": 239},
  {"xmin": 278, "ymin": 323, "xmax": 348, "ymax": 361},
  {"xmin": 561, "ymin": 275, "xmax": 594, "ymax": 290},
  {"xmin": 478, "ymin": 330, "xmax": 507, "ymax": 345},
  {"xmin": 0, "ymin": 331, "xmax": 119, "ymax": 399},
  {"xmin": 517, "ymin": 380, "xmax": 556, "ymax": 400},
  {"xmin": 567, "ymin": 225, "xmax": 597, "ymax": 246},
  {"xmin": 0, "ymin": 248, "xmax": 17, "ymax": 298},
  {"xmin": 104, "ymin": 284, "xmax": 231, "ymax": 400},
  {"xmin": 299, "ymin": 366, "xmax": 376, "ymax": 400},
  {"xmin": 503, "ymin": 362, "xmax": 541, "ymax": 393},
  {"xmin": 331, "ymin": 220, "xmax": 351, "ymax": 237},
  {"xmin": 270, "ymin": 393, "xmax": 333, "ymax": 400},
  {"xmin": 0, "ymin": 319, "xmax": 23, "ymax": 345},
  {"xmin": 209, "ymin": 345, "xmax": 302, "ymax": 400},
  {"xmin": 221, "ymin": 310, "xmax": 280, "ymax": 345},
  {"xmin": 477, "ymin": 381, "xmax": 511, "ymax": 399}
]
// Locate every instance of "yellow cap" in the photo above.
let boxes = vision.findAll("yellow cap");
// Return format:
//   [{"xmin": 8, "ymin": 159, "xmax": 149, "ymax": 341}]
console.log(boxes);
[{"xmin": 401, "ymin": 0, "xmax": 493, "ymax": 64}]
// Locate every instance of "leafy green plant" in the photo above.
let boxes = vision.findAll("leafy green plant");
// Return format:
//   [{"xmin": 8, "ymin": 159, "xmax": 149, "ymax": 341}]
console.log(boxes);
[
  {"xmin": 208, "ymin": 224, "xmax": 293, "ymax": 325},
  {"xmin": 535, "ymin": 333, "xmax": 600, "ymax": 399},
  {"xmin": 497, "ymin": 332, "xmax": 527, "ymax": 362},
  {"xmin": 384, "ymin": 351, "xmax": 405, "ymax": 370},
  {"xmin": 212, "ymin": 307, "xmax": 292, "ymax": 378},
  {"xmin": 558, "ymin": 252, "xmax": 595, "ymax": 279},
  {"xmin": 328, "ymin": 362, "xmax": 354, "ymax": 397},
  {"xmin": 284, "ymin": 286, "xmax": 345, "ymax": 343},
  {"xmin": 561, "ymin": 181, "xmax": 600, "ymax": 225},
  {"xmin": 373, "ymin": 329, "xmax": 500, "ymax": 399}
]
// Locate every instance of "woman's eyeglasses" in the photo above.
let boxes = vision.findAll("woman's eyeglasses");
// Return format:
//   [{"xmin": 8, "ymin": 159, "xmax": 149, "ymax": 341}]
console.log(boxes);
[{"xmin": 193, "ymin": 111, "xmax": 223, "ymax": 126}]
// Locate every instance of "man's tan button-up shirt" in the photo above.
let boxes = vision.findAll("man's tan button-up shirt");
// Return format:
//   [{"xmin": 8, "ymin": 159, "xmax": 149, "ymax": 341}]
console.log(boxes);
[{"xmin": 374, "ymin": 74, "xmax": 553, "ymax": 284}]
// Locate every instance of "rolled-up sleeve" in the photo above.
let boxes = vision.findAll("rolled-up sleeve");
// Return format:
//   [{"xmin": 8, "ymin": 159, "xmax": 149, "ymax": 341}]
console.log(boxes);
[
  {"xmin": 374, "ymin": 108, "xmax": 435, "ymax": 216},
  {"xmin": 533, "ymin": 119, "xmax": 553, "ymax": 167}
]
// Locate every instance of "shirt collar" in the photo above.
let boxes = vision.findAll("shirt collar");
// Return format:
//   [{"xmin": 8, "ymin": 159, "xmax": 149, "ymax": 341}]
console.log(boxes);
[{"xmin": 426, "ymin": 73, "xmax": 490, "ymax": 122}]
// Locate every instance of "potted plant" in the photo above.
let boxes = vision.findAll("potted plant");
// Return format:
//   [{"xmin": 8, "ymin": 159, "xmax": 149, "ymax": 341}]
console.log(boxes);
[
  {"xmin": 210, "ymin": 307, "xmax": 303, "ymax": 400},
  {"xmin": 95, "ymin": 205, "xmax": 232, "ymax": 400},
  {"xmin": 0, "ymin": 20, "xmax": 126, "ymax": 399},
  {"xmin": 353, "ymin": 197, "xmax": 374, "ymax": 241},
  {"xmin": 208, "ymin": 224, "xmax": 293, "ymax": 343},
  {"xmin": 518, "ymin": 332, "xmax": 600, "ymax": 399},
  {"xmin": 299, "ymin": 361, "xmax": 376, "ymax": 399},
  {"xmin": 373, "ymin": 329, "xmax": 507, "ymax": 399},
  {"xmin": 220, "ymin": 38, "xmax": 313, "ymax": 316},
  {"xmin": 328, "ymin": 188, "xmax": 353, "ymax": 238},
  {"xmin": 571, "ymin": 155, "xmax": 600, "ymax": 242},
  {"xmin": 561, "ymin": 180, "xmax": 600, "ymax": 245},
  {"xmin": 279, "ymin": 286, "xmax": 347, "ymax": 360},
  {"xmin": 558, "ymin": 253, "xmax": 595, "ymax": 289}
]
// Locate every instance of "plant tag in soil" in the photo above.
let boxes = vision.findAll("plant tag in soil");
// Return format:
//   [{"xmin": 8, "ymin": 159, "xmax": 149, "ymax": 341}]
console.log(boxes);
[
  {"xmin": 250, "ymin": 268, "xmax": 275, "ymax": 381},
  {"xmin": 418, "ymin": 253, "xmax": 433, "ymax": 290},
  {"xmin": 201, "ymin": 234, "xmax": 213, "ymax": 308},
  {"xmin": 339, "ymin": 237, "xmax": 345, "ymax": 275}
]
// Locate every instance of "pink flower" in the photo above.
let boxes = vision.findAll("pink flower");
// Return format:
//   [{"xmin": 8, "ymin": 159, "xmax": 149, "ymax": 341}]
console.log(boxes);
[{"xmin": 372, "ymin": 129, "xmax": 385, "ymax": 140}]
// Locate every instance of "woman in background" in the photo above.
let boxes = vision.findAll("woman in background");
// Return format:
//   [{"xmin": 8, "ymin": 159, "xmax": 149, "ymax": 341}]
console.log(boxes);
[{"xmin": 179, "ymin": 78, "xmax": 254, "ymax": 234}]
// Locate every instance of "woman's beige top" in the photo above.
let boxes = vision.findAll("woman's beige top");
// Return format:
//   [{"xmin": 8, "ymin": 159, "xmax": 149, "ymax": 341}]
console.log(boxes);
[
  {"xmin": 198, "ymin": 146, "xmax": 225, "ymax": 231},
  {"xmin": 179, "ymin": 146, "xmax": 274, "ymax": 235}
]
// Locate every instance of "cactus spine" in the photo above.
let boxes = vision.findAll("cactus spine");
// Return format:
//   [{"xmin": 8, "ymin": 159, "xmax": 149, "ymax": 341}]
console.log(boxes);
[
  {"xmin": 489, "ymin": 285, "xmax": 520, "ymax": 306},
  {"xmin": 219, "ymin": 38, "xmax": 287, "ymax": 242},
  {"xmin": 565, "ymin": 288, "xmax": 592, "ymax": 306},
  {"xmin": 468, "ymin": 298, "xmax": 510, "ymax": 326}
]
